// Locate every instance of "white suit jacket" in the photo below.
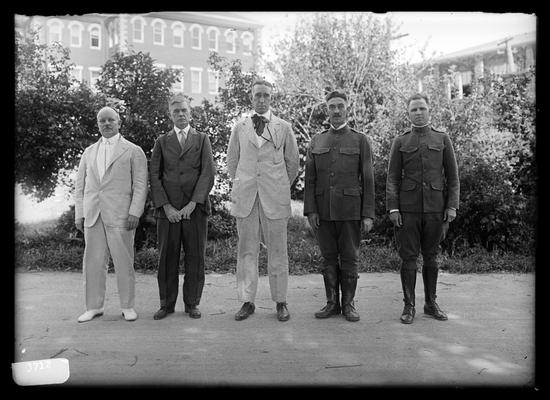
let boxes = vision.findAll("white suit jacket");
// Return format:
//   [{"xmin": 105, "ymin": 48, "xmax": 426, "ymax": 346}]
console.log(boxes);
[
  {"xmin": 74, "ymin": 135, "xmax": 148, "ymax": 228},
  {"xmin": 227, "ymin": 113, "xmax": 300, "ymax": 219}
]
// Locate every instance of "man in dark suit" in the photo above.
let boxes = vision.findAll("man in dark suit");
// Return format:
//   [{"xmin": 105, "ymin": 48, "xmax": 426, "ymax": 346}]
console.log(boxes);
[
  {"xmin": 303, "ymin": 90, "xmax": 375, "ymax": 322},
  {"xmin": 149, "ymin": 93, "xmax": 215, "ymax": 320},
  {"xmin": 386, "ymin": 93, "xmax": 459, "ymax": 324}
]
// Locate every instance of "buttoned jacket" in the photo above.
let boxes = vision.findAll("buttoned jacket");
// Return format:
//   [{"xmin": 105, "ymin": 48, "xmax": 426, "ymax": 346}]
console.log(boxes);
[
  {"xmin": 226, "ymin": 113, "xmax": 300, "ymax": 219},
  {"xmin": 149, "ymin": 127, "xmax": 215, "ymax": 218},
  {"xmin": 386, "ymin": 125, "xmax": 460, "ymax": 213},
  {"xmin": 74, "ymin": 136, "xmax": 148, "ymax": 228},
  {"xmin": 303, "ymin": 126, "xmax": 375, "ymax": 221}
]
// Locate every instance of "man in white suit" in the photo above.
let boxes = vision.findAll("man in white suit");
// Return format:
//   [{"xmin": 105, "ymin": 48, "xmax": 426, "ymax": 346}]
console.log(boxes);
[
  {"xmin": 74, "ymin": 106, "xmax": 148, "ymax": 322},
  {"xmin": 227, "ymin": 79, "xmax": 300, "ymax": 322}
]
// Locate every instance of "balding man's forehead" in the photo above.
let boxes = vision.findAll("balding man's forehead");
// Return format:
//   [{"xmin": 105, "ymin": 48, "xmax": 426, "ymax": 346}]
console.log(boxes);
[{"xmin": 97, "ymin": 107, "xmax": 119, "ymax": 117}]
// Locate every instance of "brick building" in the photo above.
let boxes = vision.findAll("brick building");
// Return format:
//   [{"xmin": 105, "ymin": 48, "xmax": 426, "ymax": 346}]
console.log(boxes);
[{"xmin": 15, "ymin": 11, "xmax": 263, "ymax": 104}]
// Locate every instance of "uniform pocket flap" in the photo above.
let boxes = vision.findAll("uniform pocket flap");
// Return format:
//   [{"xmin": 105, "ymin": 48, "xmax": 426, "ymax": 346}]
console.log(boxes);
[
  {"xmin": 312, "ymin": 147, "xmax": 330, "ymax": 155},
  {"xmin": 430, "ymin": 182, "xmax": 443, "ymax": 191},
  {"xmin": 428, "ymin": 144, "xmax": 442, "ymax": 151},
  {"xmin": 343, "ymin": 187, "xmax": 361, "ymax": 196},
  {"xmin": 399, "ymin": 146, "xmax": 418, "ymax": 153},
  {"xmin": 400, "ymin": 181, "xmax": 417, "ymax": 191},
  {"xmin": 339, "ymin": 147, "xmax": 360, "ymax": 155}
]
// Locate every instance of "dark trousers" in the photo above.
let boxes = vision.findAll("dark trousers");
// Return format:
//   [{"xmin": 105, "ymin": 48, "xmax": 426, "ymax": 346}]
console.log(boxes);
[
  {"xmin": 156, "ymin": 208, "xmax": 207, "ymax": 309},
  {"xmin": 395, "ymin": 212, "xmax": 444, "ymax": 271},
  {"xmin": 317, "ymin": 219, "xmax": 361, "ymax": 279}
]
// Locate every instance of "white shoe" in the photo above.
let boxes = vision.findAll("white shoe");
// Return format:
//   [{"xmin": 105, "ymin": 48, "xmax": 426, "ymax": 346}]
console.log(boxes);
[
  {"xmin": 77, "ymin": 309, "xmax": 104, "ymax": 323},
  {"xmin": 121, "ymin": 308, "xmax": 138, "ymax": 321}
]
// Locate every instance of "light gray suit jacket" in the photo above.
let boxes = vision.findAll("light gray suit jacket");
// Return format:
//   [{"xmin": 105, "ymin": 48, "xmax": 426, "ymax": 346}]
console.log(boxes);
[
  {"xmin": 74, "ymin": 135, "xmax": 148, "ymax": 228},
  {"xmin": 227, "ymin": 112, "xmax": 300, "ymax": 219}
]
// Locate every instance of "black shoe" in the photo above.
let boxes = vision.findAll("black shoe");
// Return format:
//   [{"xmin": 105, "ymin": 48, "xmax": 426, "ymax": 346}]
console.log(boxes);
[
  {"xmin": 400, "ymin": 305, "xmax": 415, "ymax": 324},
  {"xmin": 185, "ymin": 304, "xmax": 202, "ymax": 319},
  {"xmin": 424, "ymin": 302, "xmax": 448, "ymax": 321},
  {"xmin": 314, "ymin": 302, "xmax": 341, "ymax": 319},
  {"xmin": 342, "ymin": 303, "xmax": 360, "ymax": 322},
  {"xmin": 276, "ymin": 302, "xmax": 290, "ymax": 322},
  {"xmin": 154, "ymin": 307, "xmax": 170, "ymax": 320},
  {"xmin": 235, "ymin": 302, "xmax": 255, "ymax": 321}
]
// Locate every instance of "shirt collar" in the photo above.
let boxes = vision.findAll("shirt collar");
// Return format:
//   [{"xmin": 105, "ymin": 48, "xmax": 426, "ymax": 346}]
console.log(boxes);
[
  {"xmin": 330, "ymin": 122, "xmax": 347, "ymax": 131},
  {"xmin": 174, "ymin": 125, "xmax": 190, "ymax": 136},
  {"xmin": 101, "ymin": 133, "xmax": 120, "ymax": 144},
  {"xmin": 253, "ymin": 109, "xmax": 271, "ymax": 121}
]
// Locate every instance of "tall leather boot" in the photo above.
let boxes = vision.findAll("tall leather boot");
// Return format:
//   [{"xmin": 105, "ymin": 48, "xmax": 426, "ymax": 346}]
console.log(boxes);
[
  {"xmin": 314, "ymin": 267, "xmax": 341, "ymax": 318},
  {"xmin": 341, "ymin": 277, "xmax": 360, "ymax": 322},
  {"xmin": 422, "ymin": 267, "xmax": 448, "ymax": 321},
  {"xmin": 400, "ymin": 268, "xmax": 416, "ymax": 324}
]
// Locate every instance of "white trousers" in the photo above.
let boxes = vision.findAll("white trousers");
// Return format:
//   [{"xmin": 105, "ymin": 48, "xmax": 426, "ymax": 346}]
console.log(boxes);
[
  {"xmin": 82, "ymin": 214, "xmax": 136, "ymax": 310},
  {"xmin": 235, "ymin": 195, "xmax": 289, "ymax": 303}
]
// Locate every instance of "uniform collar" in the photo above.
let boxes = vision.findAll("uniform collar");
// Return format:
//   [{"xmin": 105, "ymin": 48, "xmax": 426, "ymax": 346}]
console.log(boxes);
[
  {"xmin": 330, "ymin": 122, "xmax": 347, "ymax": 131},
  {"xmin": 411, "ymin": 123, "xmax": 431, "ymax": 135}
]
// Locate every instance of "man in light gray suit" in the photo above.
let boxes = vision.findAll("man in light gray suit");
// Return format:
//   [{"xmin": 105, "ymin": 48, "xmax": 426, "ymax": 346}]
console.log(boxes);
[
  {"xmin": 74, "ymin": 106, "xmax": 148, "ymax": 323},
  {"xmin": 227, "ymin": 79, "xmax": 300, "ymax": 322}
]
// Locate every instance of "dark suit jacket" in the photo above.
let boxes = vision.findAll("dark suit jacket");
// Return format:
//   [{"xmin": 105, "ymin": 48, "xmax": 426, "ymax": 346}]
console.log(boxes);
[{"xmin": 149, "ymin": 127, "xmax": 215, "ymax": 218}]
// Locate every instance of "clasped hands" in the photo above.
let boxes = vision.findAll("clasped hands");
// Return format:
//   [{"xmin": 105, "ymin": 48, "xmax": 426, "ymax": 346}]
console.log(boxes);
[{"xmin": 163, "ymin": 202, "xmax": 196, "ymax": 223}]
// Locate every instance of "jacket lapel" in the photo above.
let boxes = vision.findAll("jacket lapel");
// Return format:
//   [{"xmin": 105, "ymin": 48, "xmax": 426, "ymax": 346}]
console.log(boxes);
[
  {"xmin": 181, "ymin": 127, "xmax": 197, "ymax": 156},
  {"xmin": 89, "ymin": 139, "xmax": 102, "ymax": 182},
  {"xmin": 244, "ymin": 116, "xmax": 259, "ymax": 148},
  {"xmin": 267, "ymin": 115, "xmax": 283, "ymax": 149},
  {"xmin": 105, "ymin": 136, "xmax": 129, "ymax": 174}
]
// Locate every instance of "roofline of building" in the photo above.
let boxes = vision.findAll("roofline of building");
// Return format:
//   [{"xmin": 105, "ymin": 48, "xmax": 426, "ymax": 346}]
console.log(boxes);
[
  {"xmin": 142, "ymin": 11, "xmax": 263, "ymax": 29},
  {"xmin": 433, "ymin": 31, "xmax": 536, "ymax": 63}
]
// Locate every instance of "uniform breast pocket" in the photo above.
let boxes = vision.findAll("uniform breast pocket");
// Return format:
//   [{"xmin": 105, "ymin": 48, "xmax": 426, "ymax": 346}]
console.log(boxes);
[
  {"xmin": 427, "ymin": 144, "xmax": 443, "ymax": 164},
  {"xmin": 339, "ymin": 147, "xmax": 360, "ymax": 171},
  {"xmin": 399, "ymin": 146, "xmax": 419, "ymax": 166},
  {"xmin": 312, "ymin": 147, "xmax": 331, "ymax": 171}
]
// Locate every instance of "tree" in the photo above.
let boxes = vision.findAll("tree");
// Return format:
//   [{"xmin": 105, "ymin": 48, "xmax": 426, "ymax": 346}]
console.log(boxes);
[
  {"xmin": 15, "ymin": 30, "xmax": 103, "ymax": 201},
  {"xmin": 94, "ymin": 50, "xmax": 182, "ymax": 157}
]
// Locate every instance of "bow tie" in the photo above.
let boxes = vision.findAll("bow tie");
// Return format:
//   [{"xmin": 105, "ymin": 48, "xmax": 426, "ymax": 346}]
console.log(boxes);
[{"xmin": 251, "ymin": 114, "xmax": 269, "ymax": 136}]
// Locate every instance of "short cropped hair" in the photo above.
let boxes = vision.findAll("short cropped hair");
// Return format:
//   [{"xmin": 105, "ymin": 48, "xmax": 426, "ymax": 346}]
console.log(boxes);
[
  {"xmin": 251, "ymin": 78, "xmax": 273, "ymax": 92},
  {"xmin": 325, "ymin": 90, "xmax": 348, "ymax": 103},
  {"xmin": 407, "ymin": 93, "xmax": 429, "ymax": 106},
  {"xmin": 168, "ymin": 92, "xmax": 190, "ymax": 110}
]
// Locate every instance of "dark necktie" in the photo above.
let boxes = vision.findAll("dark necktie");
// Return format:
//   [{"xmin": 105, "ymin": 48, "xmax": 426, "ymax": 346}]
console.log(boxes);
[{"xmin": 252, "ymin": 114, "xmax": 268, "ymax": 136}]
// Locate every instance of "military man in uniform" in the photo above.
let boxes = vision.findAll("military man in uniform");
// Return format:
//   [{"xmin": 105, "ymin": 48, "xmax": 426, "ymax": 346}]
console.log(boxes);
[
  {"xmin": 304, "ymin": 90, "xmax": 375, "ymax": 322},
  {"xmin": 386, "ymin": 93, "xmax": 459, "ymax": 324}
]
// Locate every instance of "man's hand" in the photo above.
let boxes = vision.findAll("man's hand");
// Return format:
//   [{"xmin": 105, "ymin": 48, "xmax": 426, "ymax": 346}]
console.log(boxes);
[
  {"xmin": 307, "ymin": 213, "xmax": 320, "ymax": 231},
  {"xmin": 75, "ymin": 218, "xmax": 84, "ymax": 233},
  {"xmin": 362, "ymin": 217, "xmax": 374, "ymax": 233},
  {"xmin": 127, "ymin": 215, "xmax": 140, "ymax": 230},
  {"xmin": 389, "ymin": 211, "xmax": 402, "ymax": 227},
  {"xmin": 179, "ymin": 201, "xmax": 196, "ymax": 220},
  {"xmin": 444, "ymin": 208, "xmax": 457, "ymax": 223},
  {"xmin": 163, "ymin": 204, "xmax": 181, "ymax": 223}
]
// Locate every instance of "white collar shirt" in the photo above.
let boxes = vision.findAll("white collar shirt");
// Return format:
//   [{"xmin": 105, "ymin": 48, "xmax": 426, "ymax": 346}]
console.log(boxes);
[
  {"xmin": 175, "ymin": 125, "xmax": 190, "ymax": 148},
  {"xmin": 97, "ymin": 133, "xmax": 120, "ymax": 181}
]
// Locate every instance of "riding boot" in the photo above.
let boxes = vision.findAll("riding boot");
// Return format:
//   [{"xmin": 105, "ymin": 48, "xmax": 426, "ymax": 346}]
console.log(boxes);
[
  {"xmin": 314, "ymin": 266, "xmax": 341, "ymax": 318},
  {"xmin": 422, "ymin": 267, "xmax": 448, "ymax": 321},
  {"xmin": 341, "ymin": 276, "xmax": 360, "ymax": 322},
  {"xmin": 400, "ymin": 268, "xmax": 416, "ymax": 324}
]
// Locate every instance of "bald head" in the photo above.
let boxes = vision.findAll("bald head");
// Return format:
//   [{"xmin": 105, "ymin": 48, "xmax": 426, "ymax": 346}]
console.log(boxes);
[{"xmin": 97, "ymin": 107, "xmax": 121, "ymax": 138}]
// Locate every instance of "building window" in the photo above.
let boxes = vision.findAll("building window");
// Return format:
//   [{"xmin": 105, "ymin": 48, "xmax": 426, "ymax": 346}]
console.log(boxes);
[
  {"xmin": 190, "ymin": 67, "xmax": 202, "ymax": 93},
  {"xmin": 46, "ymin": 19, "xmax": 63, "ymax": 44},
  {"xmin": 88, "ymin": 24, "xmax": 101, "ymax": 49},
  {"xmin": 460, "ymin": 71, "xmax": 472, "ymax": 97},
  {"xmin": 206, "ymin": 27, "xmax": 219, "ymax": 52},
  {"xmin": 108, "ymin": 19, "xmax": 120, "ymax": 48},
  {"xmin": 70, "ymin": 65, "xmax": 83, "ymax": 84},
  {"xmin": 68, "ymin": 21, "xmax": 83, "ymax": 47},
  {"xmin": 131, "ymin": 16, "xmax": 145, "ymax": 43},
  {"xmin": 190, "ymin": 24, "xmax": 203, "ymax": 50},
  {"xmin": 171, "ymin": 65, "xmax": 184, "ymax": 92},
  {"xmin": 241, "ymin": 32, "xmax": 254, "ymax": 56},
  {"xmin": 207, "ymin": 69, "xmax": 219, "ymax": 95},
  {"xmin": 225, "ymin": 29, "xmax": 236, "ymax": 54},
  {"xmin": 172, "ymin": 22, "xmax": 185, "ymax": 48},
  {"xmin": 89, "ymin": 67, "xmax": 101, "ymax": 91},
  {"xmin": 152, "ymin": 19, "xmax": 166, "ymax": 45}
]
